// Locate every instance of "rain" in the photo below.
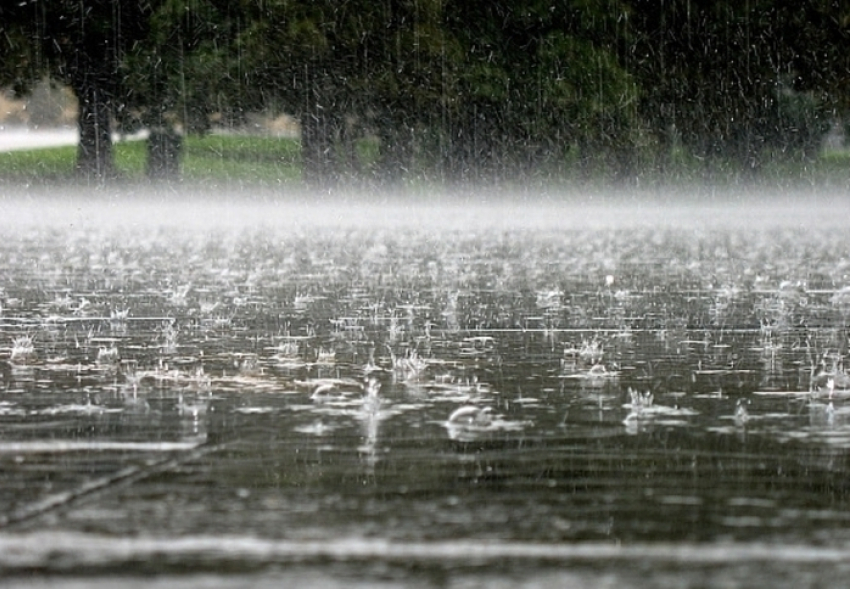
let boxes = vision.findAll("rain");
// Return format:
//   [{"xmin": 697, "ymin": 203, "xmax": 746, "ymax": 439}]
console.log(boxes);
[{"xmin": 1, "ymin": 2, "xmax": 850, "ymax": 587}]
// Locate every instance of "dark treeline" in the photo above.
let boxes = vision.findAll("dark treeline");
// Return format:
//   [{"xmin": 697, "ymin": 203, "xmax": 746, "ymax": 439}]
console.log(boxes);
[{"xmin": 1, "ymin": 0, "xmax": 848, "ymax": 186}]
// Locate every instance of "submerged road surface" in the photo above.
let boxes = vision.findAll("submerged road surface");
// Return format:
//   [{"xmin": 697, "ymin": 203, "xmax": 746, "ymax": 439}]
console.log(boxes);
[
  {"xmin": 0, "ymin": 195, "xmax": 847, "ymax": 588},
  {"xmin": 0, "ymin": 127, "xmax": 78, "ymax": 152},
  {"xmin": 0, "ymin": 127, "xmax": 148, "ymax": 152}
]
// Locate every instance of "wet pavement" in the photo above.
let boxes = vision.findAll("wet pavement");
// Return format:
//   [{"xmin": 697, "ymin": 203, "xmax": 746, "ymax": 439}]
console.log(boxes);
[{"xmin": 0, "ymin": 196, "xmax": 848, "ymax": 586}]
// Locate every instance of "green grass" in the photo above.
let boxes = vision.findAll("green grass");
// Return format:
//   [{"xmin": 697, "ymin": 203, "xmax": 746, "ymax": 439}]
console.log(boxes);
[
  {"xmin": 0, "ymin": 132, "xmax": 848, "ymax": 191},
  {"xmin": 183, "ymin": 135, "xmax": 302, "ymax": 184},
  {"xmin": 0, "ymin": 144, "xmax": 79, "ymax": 181},
  {"xmin": 0, "ymin": 134, "xmax": 305, "ymax": 187}
]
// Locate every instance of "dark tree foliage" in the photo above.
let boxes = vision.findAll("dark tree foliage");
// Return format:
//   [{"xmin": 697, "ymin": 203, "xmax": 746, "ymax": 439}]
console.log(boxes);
[
  {"xmin": 3, "ymin": 0, "xmax": 849, "ymax": 186},
  {"xmin": 231, "ymin": 1, "xmax": 345, "ymax": 187},
  {"xmin": 233, "ymin": 0, "xmax": 453, "ymax": 188},
  {"xmin": 631, "ymin": 0, "xmax": 846, "ymax": 178},
  {"xmin": 230, "ymin": 0, "xmax": 638, "ymax": 186},
  {"xmin": 123, "ymin": 0, "xmax": 243, "ymax": 136},
  {"xmin": 2, "ymin": 0, "xmax": 152, "ymax": 179},
  {"xmin": 121, "ymin": 1, "xmax": 246, "ymax": 178},
  {"xmin": 0, "ymin": 4, "xmax": 40, "ymax": 94},
  {"xmin": 443, "ymin": 0, "xmax": 637, "ymax": 182}
]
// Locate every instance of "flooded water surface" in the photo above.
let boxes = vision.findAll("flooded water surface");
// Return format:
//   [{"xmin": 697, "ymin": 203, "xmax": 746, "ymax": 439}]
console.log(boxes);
[{"xmin": 0, "ymin": 194, "xmax": 849, "ymax": 586}]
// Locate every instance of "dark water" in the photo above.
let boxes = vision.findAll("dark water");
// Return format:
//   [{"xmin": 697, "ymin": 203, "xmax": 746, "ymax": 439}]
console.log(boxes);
[{"xmin": 0, "ymin": 197, "xmax": 849, "ymax": 586}]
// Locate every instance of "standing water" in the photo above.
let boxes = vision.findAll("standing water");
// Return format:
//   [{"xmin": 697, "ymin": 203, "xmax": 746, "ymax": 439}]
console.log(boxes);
[{"xmin": 0, "ymin": 191, "xmax": 849, "ymax": 587}]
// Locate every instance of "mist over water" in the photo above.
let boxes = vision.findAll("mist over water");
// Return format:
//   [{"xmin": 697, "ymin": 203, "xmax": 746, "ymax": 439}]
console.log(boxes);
[{"xmin": 0, "ymin": 185, "xmax": 845, "ymax": 232}]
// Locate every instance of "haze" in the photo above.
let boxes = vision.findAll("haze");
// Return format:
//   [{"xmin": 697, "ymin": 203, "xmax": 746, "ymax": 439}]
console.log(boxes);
[{"xmin": 0, "ymin": 185, "xmax": 844, "ymax": 234}]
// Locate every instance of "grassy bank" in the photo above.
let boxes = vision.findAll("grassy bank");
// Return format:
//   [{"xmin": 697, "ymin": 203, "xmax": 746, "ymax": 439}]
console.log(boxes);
[
  {"xmin": 183, "ymin": 134, "xmax": 302, "ymax": 185},
  {"xmin": 0, "ymin": 133, "xmax": 848, "ymax": 191},
  {"xmin": 0, "ymin": 134, "xmax": 304, "ymax": 187}
]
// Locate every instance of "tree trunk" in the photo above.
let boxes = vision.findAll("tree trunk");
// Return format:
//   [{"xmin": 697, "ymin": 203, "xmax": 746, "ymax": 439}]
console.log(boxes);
[{"xmin": 73, "ymin": 78, "xmax": 116, "ymax": 180}]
